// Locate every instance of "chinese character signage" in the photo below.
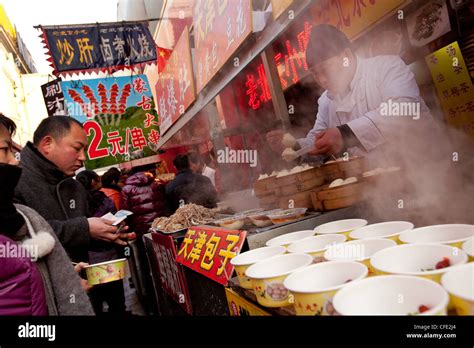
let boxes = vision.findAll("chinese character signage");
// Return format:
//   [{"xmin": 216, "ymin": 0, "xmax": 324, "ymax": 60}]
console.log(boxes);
[
  {"xmin": 61, "ymin": 75, "xmax": 160, "ymax": 169},
  {"xmin": 156, "ymin": 27, "xmax": 195, "ymax": 134},
  {"xmin": 426, "ymin": 42, "xmax": 474, "ymax": 139},
  {"xmin": 176, "ymin": 226, "xmax": 247, "ymax": 286},
  {"xmin": 310, "ymin": 0, "xmax": 409, "ymax": 40},
  {"xmin": 40, "ymin": 21, "xmax": 157, "ymax": 76},
  {"xmin": 151, "ymin": 232, "xmax": 192, "ymax": 314},
  {"xmin": 41, "ymin": 80, "xmax": 68, "ymax": 116},
  {"xmin": 193, "ymin": 0, "xmax": 252, "ymax": 93}
]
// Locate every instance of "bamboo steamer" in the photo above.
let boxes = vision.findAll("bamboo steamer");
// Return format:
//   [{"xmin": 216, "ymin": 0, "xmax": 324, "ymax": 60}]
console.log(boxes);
[
  {"xmin": 275, "ymin": 167, "xmax": 323, "ymax": 185},
  {"xmin": 278, "ymin": 190, "xmax": 314, "ymax": 209},
  {"xmin": 322, "ymin": 195, "xmax": 364, "ymax": 210},
  {"xmin": 338, "ymin": 157, "xmax": 367, "ymax": 177},
  {"xmin": 254, "ymin": 176, "xmax": 277, "ymax": 198},
  {"xmin": 259, "ymin": 193, "xmax": 278, "ymax": 205},
  {"xmin": 275, "ymin": 175, "xmax": 325, "ymax": 196},
  {"xmin": 316, "ymin": 181, "xmax": 364, "ymax": 201},
  {"xmin": 310, "ymin": 181, "xmax": 366, "ymax": 211}
]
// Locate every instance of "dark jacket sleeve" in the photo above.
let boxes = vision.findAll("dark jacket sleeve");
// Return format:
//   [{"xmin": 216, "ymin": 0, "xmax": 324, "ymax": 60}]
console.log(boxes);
[
  {"xmin": 199, "ymin": 176, "xmax": 218, "ymax": 208},
  {"xmin": 46, "ymin": 217, "xmax": 91, "ymax": 249}
]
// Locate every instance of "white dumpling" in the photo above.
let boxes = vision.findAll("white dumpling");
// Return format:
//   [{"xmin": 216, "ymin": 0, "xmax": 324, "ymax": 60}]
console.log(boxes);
[{"xmin": 329, "ymin": 178, "xmax": 344, "ymax": 188}]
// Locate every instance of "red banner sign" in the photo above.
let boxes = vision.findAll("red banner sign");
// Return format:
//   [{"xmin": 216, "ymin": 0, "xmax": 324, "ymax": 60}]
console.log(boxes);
[
  {"xmin": 156, "ymin": 26, "xmax": 195, "ymax": 134},
  {"xmin": 176, "ymin": 226, "xmax": 247, "ymax": 286},
  {"xmin": 151, "ymin": 232, "xmax": 192, "ymax": 314},
  {"xmin": 193, "ymin": 0, "xmax": 253, "ymax": 93}
]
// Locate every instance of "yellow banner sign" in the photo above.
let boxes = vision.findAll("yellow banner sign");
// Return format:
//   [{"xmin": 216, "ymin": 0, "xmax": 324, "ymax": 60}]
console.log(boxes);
[
  {"xmin": 426, "ymin": 42, "xmax": 474, "ymax": 139},
  {"xmin": 310, "ymin": 0, "xmax": 409, "ymax": 39},
  {"xmin": 225, "ymin": 288, "xmax": 270, "ymax": 316}
]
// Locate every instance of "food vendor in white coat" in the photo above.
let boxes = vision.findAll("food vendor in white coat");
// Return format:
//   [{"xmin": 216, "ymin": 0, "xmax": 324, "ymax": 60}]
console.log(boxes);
[{"xmin": 267, "ymin": 24, "xmax": 436, "ymax": 166}]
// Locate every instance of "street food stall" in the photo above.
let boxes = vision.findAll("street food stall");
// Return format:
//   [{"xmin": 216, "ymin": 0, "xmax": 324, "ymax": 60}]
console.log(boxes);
[{"xmin": 142, "ymin": 0, "xmax": 474, "ymax": 317}]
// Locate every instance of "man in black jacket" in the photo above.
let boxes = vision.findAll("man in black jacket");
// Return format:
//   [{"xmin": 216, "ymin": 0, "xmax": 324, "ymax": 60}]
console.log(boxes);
[
  {"xmin": 14, "ymin": 116, "xmax": 127, "ymax": 262},
  {"xmin": 166, "ymin": 154, "xmax": 218, "ymax": 213}
]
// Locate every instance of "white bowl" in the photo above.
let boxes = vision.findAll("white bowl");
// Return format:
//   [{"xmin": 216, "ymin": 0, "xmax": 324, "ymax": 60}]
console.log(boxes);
[
  {"xmin": 462, "ymin": 237, "xmax": 474, "ymax": 259},
  {"xmin": 284, "ymin": 261, "xmax": 368, "ymax": 294},
  {"xmin": 284, "ymin": 261, "xmax": 368, "ymax": 316},
  {"xmin": 231, "ymin": 246, "xmax": 286, "ymax": 266},
  {"xmin": 265, "ymin": 230, "xmax": 315, "ymax": 247},
  {"xmin": 245, "ymin": 253, "xmax": 313, "ymax": 279},
  {"xmin": 333, "ymin": 275, "xmax": 449, "ymax": 315},
  {"xmin": 349, "ymin": 221, "xmax": 414, "ymax": 240},
  {"xmin": 370, "ymin": 244, "xmax": 468, "ymax": 279},
  {"xmin": 441, "ymin": 262, "xmax": 474, "ymax": 302},
  {"xmin": 314, "ymin": 219, "xmax": 368, "ymax": 235},
  {"xmin": 324, "ymin": 238, "xmax": 397, "ymax": 262},
  {"xmin": 399, "ymin": 224, "xmax": 474, "ymax": 246},
  {"xmin": 441, "ymin": 263, "xmax": 474, "ymax": 315},
  {"xmin": 287, "ymin": 234, "xmax": 346, "ymax": 255}
]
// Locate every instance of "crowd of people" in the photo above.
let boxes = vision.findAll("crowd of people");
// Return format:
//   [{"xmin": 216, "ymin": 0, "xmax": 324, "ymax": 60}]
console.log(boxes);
[{"xmin": 0, "ymin": 113, "xmax": 218, "ymax": 316}]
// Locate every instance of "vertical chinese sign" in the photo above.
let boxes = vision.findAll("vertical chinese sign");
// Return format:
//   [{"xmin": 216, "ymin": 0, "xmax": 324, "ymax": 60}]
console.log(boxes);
[
  {"xmin": 40, "ymin": 22, "xmax": 156, "ymax": 76},
  {"xmin": 193, "ymin": 0, "xmax": 253, "ymax": 93},
  {"xmin": 41, "ymin": 80, "xmax": 68, "ymax": 116},
  {"xmin": 151, "ymin": 232, "xmax": 192, "ymax": 314},
  {"xmin": 426, "ymin": 42, "xmax": 474, "ymax": 139},
  {"xmin": 176, "ymin": 226, "xmax": 247, "ymax": 286},
  {"xmin": 62, "ymin": 75, "xmax": 160, "ymax": 169},
  {"xmin": 156, "ymin": 26, "xmax": 196, "ymax": 135}
]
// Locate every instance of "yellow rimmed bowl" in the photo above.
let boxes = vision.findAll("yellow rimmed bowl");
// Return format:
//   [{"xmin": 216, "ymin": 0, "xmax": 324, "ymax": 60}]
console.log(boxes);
[
  {"xmin": 349, "ymin": 221, "xmax": 414, "ymax": 244},
  {"xmin": 370, "ymin": 244, "xmax": 468, "ymax": 283},
  {"xmin": 324, "ymin": 238, "xmax": 396, "ymax": 276},
  {"xmin": 441, "ymin": 262, "xmax": 474, "ymax": 315},
  {"xmin": 287, "ymin": 234, "xmax": 347, "ymax": 263},
  {"xmin": 462, "ymin": 237, "xmax": 474, "ymax": 261},
  {"xmin": 230, "ymin": 246, "xmax": 286, "ymax": 289},
  {"xmin": 314, "ymin": 219, "xmax": 368, "ymax": 239},
  {"xmin": 84, "ymin": 258, "xmax": 127, "ymax": 286},
  {"xmin": 398, "ymin": 224, "xmax": 474, "ymax": 248},
  {"xmin": 333, "ymin": 275, "xmax": 449, "ymax": 315},
  {"xmin": 284, "ymin": 261, "xmax": 368, "ymax": 316},
  {"xmin": 265, "ymin": 230, "xmax": 316, "ymax": 248},
  {"xmin": 245, "ymin": 253, "xmax": 313, "ymax": 307}
]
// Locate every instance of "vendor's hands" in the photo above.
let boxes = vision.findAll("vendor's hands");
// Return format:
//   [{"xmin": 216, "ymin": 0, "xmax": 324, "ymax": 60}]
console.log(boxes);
[
  {"xmin": 266, "ymin": 129, "xmax": 285, "ymax": 154},
  {"xmin": 73, "ymin": 262, "xmax": 92, "ymax": 292},
  {"xmin": 308, "ymin": 127, "xmax": 344, "ymax": 155},
  {"xmin": 87, "ymin": 217, "xmax": 129, "ymax": 246}
]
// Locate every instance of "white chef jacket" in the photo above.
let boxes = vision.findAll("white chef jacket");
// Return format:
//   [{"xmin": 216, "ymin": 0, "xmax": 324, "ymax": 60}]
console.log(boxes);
[
  {"xmin": 297, "ymin": 55, "xmax": 434, "ymax": 165},
  {"xmin": 202, "ymin": 164, "xmax": 216, "ymax": 187}
]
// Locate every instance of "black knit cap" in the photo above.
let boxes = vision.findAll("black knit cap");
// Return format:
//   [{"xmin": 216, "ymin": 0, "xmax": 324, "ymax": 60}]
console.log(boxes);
[{"xmin": 306, "ymin": 24, "xmax": 351, "ymax": 67}]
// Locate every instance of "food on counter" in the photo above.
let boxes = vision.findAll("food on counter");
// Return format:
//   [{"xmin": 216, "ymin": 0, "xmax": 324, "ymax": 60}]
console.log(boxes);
[
  {"xmin": 152, "ymin": 203, "xmax": 219, "ymax": 232},
  {"xmin": 282, "ymin": 133, "xmax": 297, "ymax": 148},
  {"xmin": 328, "ymin": 177, "xmax": 358, "ymax": 188},
  {"xmin": 267, "ymin": 208, "xmax": 307, "ymax": 224},
  {"xmin": 248, "ymin": 209, "xmax": 282, "ymax": 227},
  {"xmin": 214, "ymin": 216, "xmax": 246, "ymax": 230},
  {"xmin": 435, "ymin": 257, "xmax": 451, "ymax": 270}
]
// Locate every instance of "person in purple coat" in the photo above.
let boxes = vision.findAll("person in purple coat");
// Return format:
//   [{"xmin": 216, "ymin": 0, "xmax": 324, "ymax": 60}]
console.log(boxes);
[{"xmin": 0, "ymin": 113, "xmax": 93, "ymax": 315}]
